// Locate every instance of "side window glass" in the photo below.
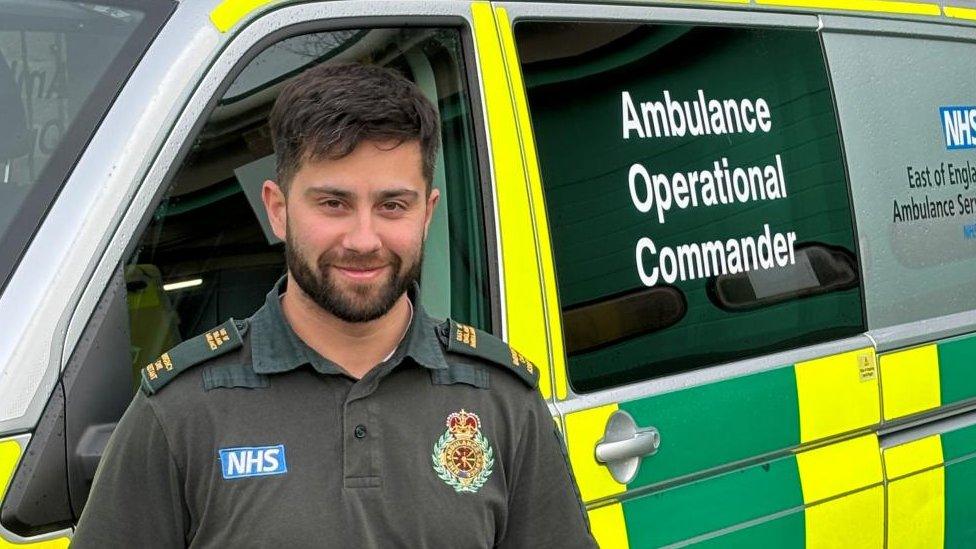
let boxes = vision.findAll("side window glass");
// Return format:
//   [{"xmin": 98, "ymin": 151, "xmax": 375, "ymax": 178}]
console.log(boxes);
[
  {"xmin": 515, "ymin": 22, "xmax": 864, "ymax": 392},
  {"xmin": 823, "ymin": 31, "xmax": 976, "ymax": 328},
  {"xmin": 125, "ymin": 27, "xmax": 489, "ymax": 379}
]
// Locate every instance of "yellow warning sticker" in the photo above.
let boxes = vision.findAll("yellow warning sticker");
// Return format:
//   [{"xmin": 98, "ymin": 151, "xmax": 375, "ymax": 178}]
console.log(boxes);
[{"xmin": 858, "ymin": 353, "xmax": 877, "ymax": 382}]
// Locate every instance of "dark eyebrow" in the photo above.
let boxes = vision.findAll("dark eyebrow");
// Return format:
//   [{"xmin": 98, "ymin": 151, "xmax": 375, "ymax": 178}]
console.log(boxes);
[
  {"xmin": 305, "ymin": 186, "xmax": 354, "ymax": 200},
  {"xmin": 374, "ymin": 189, "xmax": 420, "ymax": 202}
]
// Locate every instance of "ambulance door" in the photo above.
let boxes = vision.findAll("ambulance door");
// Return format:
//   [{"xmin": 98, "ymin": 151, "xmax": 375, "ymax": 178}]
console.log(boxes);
[
  {"xmin": 494, "ymin": 3, "xmax": 884, "ymax": 547},
  {"xmin": 822, "ymin": 18, "xmax": 976, "ymax": 547},
  {"xmin": 3, "ymin": 0, "xmax": 502, "ymax": 541},
  {"xmin": 0, "ymin": 1, "xmax": 175, "ymax": 545}
]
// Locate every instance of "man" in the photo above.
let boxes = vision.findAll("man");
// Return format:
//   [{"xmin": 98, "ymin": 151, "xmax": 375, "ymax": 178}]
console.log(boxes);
[{"xmin": 72, "ymin": 63, "xmax": 596, "ymax": 548}]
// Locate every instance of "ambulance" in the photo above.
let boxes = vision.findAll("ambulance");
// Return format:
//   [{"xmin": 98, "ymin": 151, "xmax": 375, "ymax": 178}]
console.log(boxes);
[{"xmin": 1, "ymin": 0, "xmax": 976, "ymax": 546}]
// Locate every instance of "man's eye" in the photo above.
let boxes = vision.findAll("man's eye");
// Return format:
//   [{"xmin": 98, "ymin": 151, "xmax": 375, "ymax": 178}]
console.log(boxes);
[
  {"xmin": 320, "ymin": 199, "xmax": 344, "ymax": 209},
  {"xmin": 381, "ymin": 202, "xmax": 406, "ymax": 212}
]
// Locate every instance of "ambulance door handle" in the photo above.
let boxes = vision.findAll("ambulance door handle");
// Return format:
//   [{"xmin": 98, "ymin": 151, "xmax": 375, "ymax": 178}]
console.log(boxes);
[
  {"xmin": 595, "ymin": 430, "xmax": 659, "ymax": 462},
  {"xmin": 594, "ymin": 410, "xmax": 660, "ymax": 484}
]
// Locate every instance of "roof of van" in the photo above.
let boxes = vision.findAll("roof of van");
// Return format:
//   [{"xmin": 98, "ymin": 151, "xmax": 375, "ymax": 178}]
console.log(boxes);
[{"xmin": 194, "ymin": 0, "xmax": 976, "ymax": 34}]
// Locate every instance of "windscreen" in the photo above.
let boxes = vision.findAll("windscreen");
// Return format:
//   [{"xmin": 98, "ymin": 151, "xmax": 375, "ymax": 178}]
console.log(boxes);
[{"xmin": 0, "ymin": 0, "xmax": 171, "ymax": 289}]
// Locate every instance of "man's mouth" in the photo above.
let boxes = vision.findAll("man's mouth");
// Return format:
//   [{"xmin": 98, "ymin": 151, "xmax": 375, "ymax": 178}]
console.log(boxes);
[{"xmin": 333, "ymin": 265, "xmax": 388, "ymax": 281}]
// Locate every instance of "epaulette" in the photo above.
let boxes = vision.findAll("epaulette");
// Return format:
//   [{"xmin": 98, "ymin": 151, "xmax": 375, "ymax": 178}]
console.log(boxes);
[
  {"xmin": 438, "ymin": 319, "xmax": 539, "ymax": 389},
  {"xmin": 140, "ymin": 319, "xmax": 246, "ymax": 395}
]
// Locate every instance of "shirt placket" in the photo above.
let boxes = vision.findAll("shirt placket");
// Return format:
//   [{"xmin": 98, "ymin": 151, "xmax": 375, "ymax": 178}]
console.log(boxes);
[{"xmin": 341, "ymin": 374, "xmax": 386, "ymax": 489}]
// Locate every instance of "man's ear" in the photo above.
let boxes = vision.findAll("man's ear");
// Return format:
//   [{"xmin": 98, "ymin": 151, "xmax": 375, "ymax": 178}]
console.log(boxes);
[
  {"xmin": 423, "ymin": 187, "xmax": 440, "ymax": 240},
  {"xmin": 262, "ymin": 180, "xmax": 287, "ymax": 241}
]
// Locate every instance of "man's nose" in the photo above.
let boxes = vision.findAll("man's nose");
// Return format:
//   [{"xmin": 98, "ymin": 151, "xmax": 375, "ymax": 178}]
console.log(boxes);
[{"xmin": 342, "ymin": 211, "xmax": 382, "ymax": 254}]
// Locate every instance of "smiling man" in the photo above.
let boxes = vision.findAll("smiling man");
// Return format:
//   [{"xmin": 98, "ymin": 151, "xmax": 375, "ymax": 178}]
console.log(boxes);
[{"xmin": 72, "ymin": 63, "xmax": 596, "ymax": 548}]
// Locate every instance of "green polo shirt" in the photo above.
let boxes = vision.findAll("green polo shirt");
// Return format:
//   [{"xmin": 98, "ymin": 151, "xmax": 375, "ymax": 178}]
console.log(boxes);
[{"xmin": 72, "ymin": 278, "xmax": 596, "ymax": 548}]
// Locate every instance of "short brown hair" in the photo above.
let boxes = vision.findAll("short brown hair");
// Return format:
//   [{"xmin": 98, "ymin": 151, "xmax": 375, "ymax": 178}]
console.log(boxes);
[{"xmin": 269, "ymin": 63, "xmax": 440, "ymax": 193}]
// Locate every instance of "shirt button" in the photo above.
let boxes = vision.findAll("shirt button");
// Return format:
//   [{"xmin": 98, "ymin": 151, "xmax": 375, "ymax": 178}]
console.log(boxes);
[{"xmin": 354, "ymin": 424, "xmax": 367, "ymax": 439}]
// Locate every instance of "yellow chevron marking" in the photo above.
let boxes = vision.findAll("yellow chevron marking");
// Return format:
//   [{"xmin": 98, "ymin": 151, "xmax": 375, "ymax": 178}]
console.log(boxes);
[
  {"xmin": 565, "ymin": 404, "xmax": 626, "ymax": 502},
  {"xmin": 755, "ymin": 0, "xmax": 939, "ymax": 16},
  {"xmin": 880, "ymin": 344, "xmax": 941, "ymax": 421},
  {"xmin": 795, "ymin": 348, "xmax": 880, "ymax": 443},
  {"xmin": 884, "ymin": 435, "xmax": 943, "ymax": 480},
  {"xmin": 588, "ymin": 502, "xmax": 630, "ymax": 549},
  {"xmin": 0, "ymin": 439, "xmax": 70, "ymax": 547},
  {"xmin": 471, "ymin": 2, "xmax": 553, "ymax": 399},
  {"xmin": 805, "ymin": 486, "xmax": 884, "ymax": 548}
]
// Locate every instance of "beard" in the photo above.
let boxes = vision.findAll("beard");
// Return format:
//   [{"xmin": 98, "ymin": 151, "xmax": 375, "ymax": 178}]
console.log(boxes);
[{"xmin": 285, "ymin": 227, "xmax": 423, "ymax": 323}]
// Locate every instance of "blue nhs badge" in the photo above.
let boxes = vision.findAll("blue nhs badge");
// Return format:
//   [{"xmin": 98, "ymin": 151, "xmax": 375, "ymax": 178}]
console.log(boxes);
[
  {"xmin": 219, "ymin": 445, "xmax": 288, "ymax": 479},
  {"xmin": 941, "ymin": 106, "xmax": 976, "ymax": 150}
]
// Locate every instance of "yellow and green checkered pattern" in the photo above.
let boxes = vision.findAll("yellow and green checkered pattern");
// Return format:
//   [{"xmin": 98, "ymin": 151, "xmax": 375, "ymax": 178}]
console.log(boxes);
[
  {"xmin": 564, "ymin": 348, "xmax": 884, "ymax": 547},
  {"xmin": 879, "ymin": 335, "xmax": 976, "ymax": 421},
  {"xmin": 883, "ymin": 423, "xmax": 976, "ymax": 548},
  {"xmin": 556, "ymin": 331, "xmax": 976, "ymax": 548},
  {"xmin": 878, "ymin": 334, "xmax": 976, "ymax": 548}
]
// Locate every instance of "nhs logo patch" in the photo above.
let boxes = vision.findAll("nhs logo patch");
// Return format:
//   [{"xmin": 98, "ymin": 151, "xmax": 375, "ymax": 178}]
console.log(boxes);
[
  {"xmin": 219, "ymin": 445, "xmax": 287, "ymax": 479},
  {"xmin": 941, "ymin": 106, "xmax": 976, "ymax": 150}
]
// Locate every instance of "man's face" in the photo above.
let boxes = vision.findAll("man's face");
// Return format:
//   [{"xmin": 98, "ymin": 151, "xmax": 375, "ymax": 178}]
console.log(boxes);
[{"xmin": 263, "ymin": 140, "xmax": 439, "ymax": 322}]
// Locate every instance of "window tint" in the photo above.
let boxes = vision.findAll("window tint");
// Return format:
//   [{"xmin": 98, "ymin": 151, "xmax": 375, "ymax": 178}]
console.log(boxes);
[
  {"xmin": 823, "ymin": 31, "xmax": 976, "ymax": 329},
  {"xmin": 0, "ymin": 0, "xmax": 171, "ymax": 291},
  {"xmin": 126, "ymin": 27, "xmax": 489, "ymax": 379},
  {"xmin": 515, "ymin": 22, "xmax": 864, "ymax": 392}
]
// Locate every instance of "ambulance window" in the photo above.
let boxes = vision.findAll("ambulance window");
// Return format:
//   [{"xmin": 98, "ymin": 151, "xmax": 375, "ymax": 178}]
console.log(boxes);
[
  {"xmin": 0, "ymin": 0, "xmax": 172, "ymax": 292},
  {"xmin": 124, "ymin": 27, "xmax": 489, "ymax": 380},
  {"xmin": 823, "ymin": 32, "xmax": 976, "ymax": 329},
  {"xmin": 515, "ymin": 22, "xmax": 865, "ymax": 392}
]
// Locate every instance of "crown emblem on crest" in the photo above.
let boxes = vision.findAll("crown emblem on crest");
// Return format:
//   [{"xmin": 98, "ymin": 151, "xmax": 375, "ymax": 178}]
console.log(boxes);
[
  {"xmin": 446, "ymin": 409, "xmax": 480, "ymax": 439},
  {"xmin": 432, "ymin": 409, "xmax": 494, "ymax": 493}
]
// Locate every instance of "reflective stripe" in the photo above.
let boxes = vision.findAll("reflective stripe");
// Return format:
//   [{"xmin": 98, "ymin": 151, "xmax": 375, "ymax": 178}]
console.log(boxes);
[
  {"xmin": 755, "ymin": 0, "xmax": 940, "ymax": 16},
  {"xmin": 794, "ymin": 348, "xmax": 880, "ymax": 443},
  {"xmin": 564, "ymin": 404, "xmax": 624, "ymax": 502},
  {"xmin": 805, "ymin": 486, "xmax": 884, "ymax": 548},
  {"xmin": 587, "ymin": 503, "xmax": 629, "ymax": 549},
  {"xmin": 888, "ymin": 467, "xmax": 945, "ymax": 549},
  {"xmin": 944, "ymin": 5, "xmax": 976, "ymax": 20},
  {"xmin": 210, "ymin": 0, "xmax": 276, "ymax": 33},
  {"xmin": 883, "ymin": 435, "xmax": 943, "ymax": 480},
  {"xmin": 0, "ymin": 440, "xmax": 19, "ymax": 507},
  {"xmin": 877, "ymin": 332, "xmax": 976, "ymax": 420},
  {"xmin": 0, "ymin": 439, "xmax": 70, "ymax": 548},
  {"xmin": 884, "ymin": 436, "xmax": 945, "ymax": 549},
  {"xmin": 796, "ymin": 434, "xmax": 882, "ymax": 505},
  {"xmin": 880, "ymin": 345, "xmax": 941, "ymax": 421},
  {"xmin": 471, "ymin": 2, "xmax": 553, "ymax": 399},
  {"xmin": 797, "ymin": 435, "xmax": 884, "ymax": 548},
  {"xmin": 888, "ymin": 469, "xmax": 945, "ymax": 549},
  {"xmin": 493, "ymin": 7, "xmax": 568, "ymax": 400}
]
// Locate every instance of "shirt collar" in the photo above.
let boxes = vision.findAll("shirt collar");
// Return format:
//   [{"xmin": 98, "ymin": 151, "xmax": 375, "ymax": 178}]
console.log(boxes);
[{"xmin": 248, "ymin": 276, "xmax": 448, "ymax": 376}]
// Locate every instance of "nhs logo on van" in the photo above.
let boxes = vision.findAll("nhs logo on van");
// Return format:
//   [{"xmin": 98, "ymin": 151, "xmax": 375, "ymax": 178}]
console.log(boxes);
[
  {"xmin": 941, "ymin": 106, "xmax": 976, "ymax": 150},
  {"xmin": 219, "ymin": 445, "xmax": 288, "ymax": 479}
]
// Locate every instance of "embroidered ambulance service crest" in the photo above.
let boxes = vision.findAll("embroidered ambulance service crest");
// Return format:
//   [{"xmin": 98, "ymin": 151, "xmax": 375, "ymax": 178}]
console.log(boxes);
[{"xmin": 431, "ymin": 409, "xmax": 494, "ymax": 493}]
